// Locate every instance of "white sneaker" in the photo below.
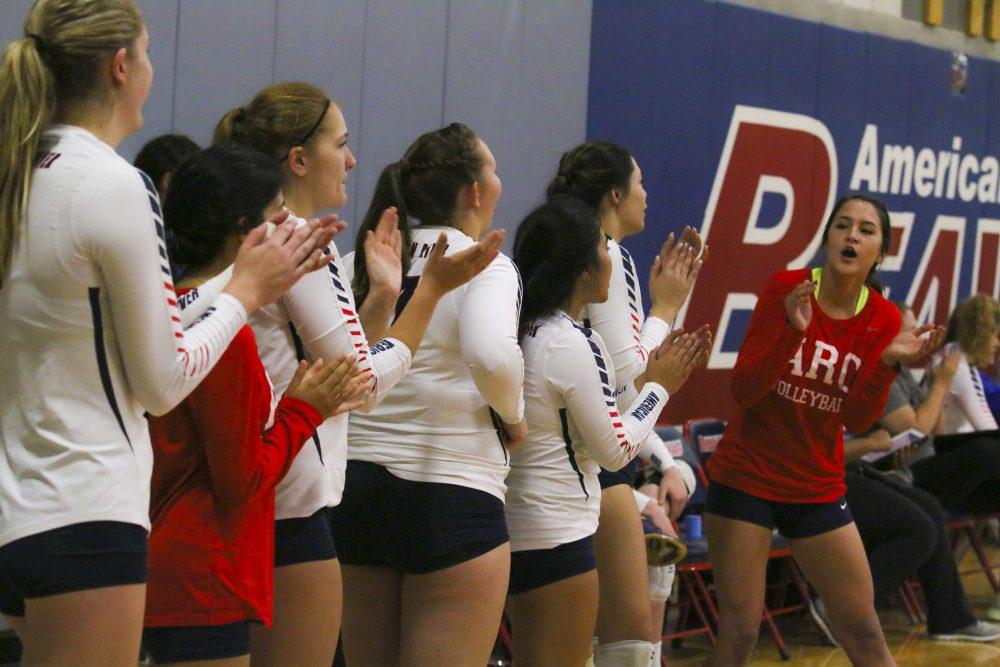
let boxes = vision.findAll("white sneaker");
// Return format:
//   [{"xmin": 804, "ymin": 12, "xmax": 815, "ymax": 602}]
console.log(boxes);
[
  {"xmin": 930, "ymin": 620, "xmax": 1000, "ymax": 642},
  {"xmin": 987, "ymin": 593, "xmax": 1000, "ymax": 622}
]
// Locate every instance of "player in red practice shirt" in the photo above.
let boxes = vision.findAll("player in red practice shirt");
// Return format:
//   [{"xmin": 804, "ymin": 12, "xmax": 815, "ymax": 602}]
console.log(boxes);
[
  {"xmin": 142, "ymin": 145, "xmax": 367, "ymax": 665},
  {"xmin": 704, "ymin": 195, "xmax": 944, "ymax": 666}
]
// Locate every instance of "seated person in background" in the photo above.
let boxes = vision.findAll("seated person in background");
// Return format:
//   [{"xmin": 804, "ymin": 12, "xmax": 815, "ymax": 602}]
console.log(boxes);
[
  {"xmin": 912, "ymin": 295, "xmax": 1000, "ymax": 515},
  {"xmin": 843, "ymin": 300, "xmax": 1000, "ymax": 639},
  {"xmin": 134, "ymin": 133, "xmax": 200, "ymax": 202},
  {"xmin": 978, "ymin": 366, "xmax": 1000, "ymax": 424},
  {"xmin": 844, "ymin": 432, "xmax": 999, "ymax": 642}
]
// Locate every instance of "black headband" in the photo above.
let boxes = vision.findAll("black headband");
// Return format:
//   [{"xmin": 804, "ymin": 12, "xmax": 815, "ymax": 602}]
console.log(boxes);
[{"xmin": 280, "ymin": 99, "xmax": 331, "ymax": 163}]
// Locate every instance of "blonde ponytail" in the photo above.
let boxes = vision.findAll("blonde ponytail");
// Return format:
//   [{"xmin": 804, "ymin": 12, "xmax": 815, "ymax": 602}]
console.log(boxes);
[
  {"xmin": 0, "ymin": 0, "xmax": 142, "ymax": 285},
  {"xmin": 0, "ymin": 37, "xmax": 55, "ymax": 284}
]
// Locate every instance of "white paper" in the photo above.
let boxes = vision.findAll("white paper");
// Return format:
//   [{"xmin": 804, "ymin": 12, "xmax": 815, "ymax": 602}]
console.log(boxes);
[{"xmin": 861, "ymin": 428, "xmax": 926, "ymax": 463}]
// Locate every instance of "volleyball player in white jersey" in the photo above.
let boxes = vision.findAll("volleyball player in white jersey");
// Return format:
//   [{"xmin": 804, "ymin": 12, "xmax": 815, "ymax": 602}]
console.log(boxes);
[
  {"xmin": 334, "ymin": 123, "xmax": 525, "ymax": 666},
  {"xmin": 0, "ymin": 2, "xmax": 337, "ymax": 664},
  {"xmin": 174, "ymin": 84, "xmax": 501, "ymax": 666},
  {"xmin": 505, "ymin": 196, "xmax": 707, "ymax": 666},
  {"xmin": 548, "ymin": 141, "xmax": 704, "ymax": 665}
]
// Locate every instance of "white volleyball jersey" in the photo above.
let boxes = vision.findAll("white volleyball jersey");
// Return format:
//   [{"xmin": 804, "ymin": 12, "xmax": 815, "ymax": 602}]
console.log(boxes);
[
  {"xmin": 505, "ymin": 313, "xmax": 668, "ymax": 551},
  {"xmin": 581, "ymin": 237, "xmax": 674, "ymax": 467},
  {"xmin": 178, "ymin": 224, "xmax": 412, "ymax": 518},
  {"xmin": 0, "ymin": 125, "xmax": 248, "ymax": 546},
  {"xmin": 345, "ymin": 226, "xmax": 525, "ymax": 500},
  {"xmin": 941, "ymin": 350, "xmax": 998, "ymax": 434}
]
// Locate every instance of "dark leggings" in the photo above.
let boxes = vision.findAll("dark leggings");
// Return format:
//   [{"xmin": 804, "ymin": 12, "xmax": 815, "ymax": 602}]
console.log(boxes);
[
  {"xmin": 846, "ymin": 470, "xmax": 975, "ymax": 634},
  {"xmin": 911, "ymin": 436, "xmax": 1000, "ymax": 514}
]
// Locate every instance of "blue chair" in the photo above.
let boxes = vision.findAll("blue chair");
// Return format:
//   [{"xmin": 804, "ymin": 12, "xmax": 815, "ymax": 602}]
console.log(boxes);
[
  {"xmin": 655, "ymin": 425, "xmax": 706, "ymax": 511},
  {"xmin": 684, "ymin": 417, "xmax": 727, "ymax": 468}
]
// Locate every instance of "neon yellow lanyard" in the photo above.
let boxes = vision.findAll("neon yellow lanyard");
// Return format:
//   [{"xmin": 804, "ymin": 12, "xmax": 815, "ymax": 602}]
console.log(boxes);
[{"xmin": 812, "ymin": 267, "xmax": 868, "ymax": 316}]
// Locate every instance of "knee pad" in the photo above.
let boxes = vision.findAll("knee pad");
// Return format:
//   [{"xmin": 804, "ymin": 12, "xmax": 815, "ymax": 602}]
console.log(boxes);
[
  {"xmin": 674, "ymin": 460, "xmax": 697, "ymax": 496},
  {"xmin": 595, "ymin": 640, "xmax": 655, "ymax": 666},
  {"xmin": 648, "ymin": 564, "xmax": 675, "ymax": 602}
]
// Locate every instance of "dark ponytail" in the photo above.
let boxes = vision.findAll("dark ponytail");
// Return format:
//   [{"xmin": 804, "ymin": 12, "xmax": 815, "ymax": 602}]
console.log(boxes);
[
  {"xmin": 353, "ymin": 122, "xmax": 483, "ymax": 306},
  {"xmin": 164, "ymin": 145, "xmax": 283, "ymax": 280},
  {"xmin": 546, "ymin": 141, "xmax": 634, "ymax": 210},
  {"xmin": 821, "ymin": 193, "xmax": 891, "ymax": 294},
  {"xmin": 513, "ymin": 196, "xmax": 603, "ymax": 340}
]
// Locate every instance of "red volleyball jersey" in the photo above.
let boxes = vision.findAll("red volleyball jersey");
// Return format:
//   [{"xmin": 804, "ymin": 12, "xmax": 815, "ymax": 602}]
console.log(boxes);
[
  {"xmin": 707, "ymin": 269, "xmax": 901, "ymax": 503},
  {"xmin": 145, "ymin": 300, "xmax": 322, "ymax": 627}
]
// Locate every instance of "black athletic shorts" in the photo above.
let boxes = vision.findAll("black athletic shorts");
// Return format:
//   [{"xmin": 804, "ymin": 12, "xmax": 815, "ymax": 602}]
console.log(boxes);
[
  {"xmin": 143, "ymin": 620, "xmax": 250, "ymax": 663},
  {"xmin": 331, "ymin": 461, "xmax": 509, "ymax": 574},
  {"xmin": 508, "ymin": 535, "xmax": 596, "ymax": 595},
  {"xmin": 274, "ymin": 507, "xmax": 337, "ymax": 567},
  {"xmin": 0, "ymin": 521, "xmax": 147, "ymax": 617},
  {"xmin": 597, "ymin": 458, "xmax": 641, "ymax": 489},
  {"xmin": 705, "ymin": 478, "xmax": 853, "ymax": 539}
]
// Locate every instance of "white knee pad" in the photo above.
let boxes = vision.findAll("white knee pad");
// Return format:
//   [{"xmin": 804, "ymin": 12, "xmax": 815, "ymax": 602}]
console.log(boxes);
[
  {"xmin": 674, "ymin": 460, "xmax": 697, "ymax": 496},
  {"xmin": 595, "ymin": 640, "xmax": 656, "ymax": 666},
  {"xmin": 648, "ymin": 564, "xmax": 675, "ymax": 602}
]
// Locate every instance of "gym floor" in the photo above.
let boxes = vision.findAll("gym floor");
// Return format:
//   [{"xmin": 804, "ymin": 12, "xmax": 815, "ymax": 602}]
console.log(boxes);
[{"xmin": 664, "ymin": 545, "xmax": 1000, "ymax": 665}]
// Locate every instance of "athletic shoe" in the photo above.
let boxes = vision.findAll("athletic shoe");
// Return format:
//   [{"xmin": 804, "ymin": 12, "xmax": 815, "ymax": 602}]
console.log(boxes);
[
  {"xmin": 930, "ymin": 620, "xmax": 1000, "ymax": 642},
  {"xmin": 641, "ymin": 518, "xmax": 687, "ymax": 566},
  {"xmin": 806, "ymin": 595, "xmax": 839, "ymax": 647},
  {"xmin": 986, "ymin": 594, "xmax": 1000, "ymax": 622}
]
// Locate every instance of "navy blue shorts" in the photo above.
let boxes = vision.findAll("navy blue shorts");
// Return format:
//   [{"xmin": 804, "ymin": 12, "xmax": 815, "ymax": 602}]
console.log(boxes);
[
  {"xmin": 0, "ymin": 521, "xmax": 147, "ymax": 617},
  {"xmin": 274, "ymin": 507, "xmax": 337, "ymax": 567},
  {"xmin": 508, "ymin": 535, "xmax": 596, "ymax": 595},
  {"xmin": 597, "ymin": 458, "xmax": 641, "ymax": 489},
  {"xmin": 598, "ymin": 467, "xmax": 631, "ymax": 489},
  {"xmin": 331, "ymin": 461, "xmax": 509, "ymax": 574},
  {"xmin": 143, "ymin": 620, "xmax": 250, "ymax": 663},
  {"xmin": 705, "ymin": 479, "xmax": 853, "ymax": 539}
]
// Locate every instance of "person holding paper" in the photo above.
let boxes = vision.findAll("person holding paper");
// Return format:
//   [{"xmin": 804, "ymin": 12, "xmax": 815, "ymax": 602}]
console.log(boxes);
[
  {"xmin": 905, "ymin": 295, "xmax": 1000, "ymax": 517},
  {"xmin": 842, "ymin": 301, "xmax": 1000, "ymax": 640}
]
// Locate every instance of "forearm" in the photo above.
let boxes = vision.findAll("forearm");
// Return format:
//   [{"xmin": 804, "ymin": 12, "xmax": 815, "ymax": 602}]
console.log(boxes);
[
  {"xmin": 639, "ymin": 430, "xmax": 677, "ymax": 471},
  {"xmin": 358, "ymin": 286, "xmax": 397, "ymax": 343},
  {"xmin": 648, "ymin": 304, "xmax": 679, "ymax": 325},
  {"xmin": 843, "ymin": 434, "xmax": 878, "ymax": 463},
  {"xmin": 730, "ymin": 321, "xmax": 804, "ymax": 408},
  {"xmin": 914, "ymin": 381, "xmax": 949, "ymax": 434},
  {"xmin": 842, "ymin": 360, "xmax": 899, "ymax": 434}
]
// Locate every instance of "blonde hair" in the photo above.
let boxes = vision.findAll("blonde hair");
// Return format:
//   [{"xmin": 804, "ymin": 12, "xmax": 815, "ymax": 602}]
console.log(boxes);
[
  {"xmin": 0, "ymin": 0, "xmax": 142, "ymax": 285},
  {"xmin": 214, "ymin": 82, "xmax": 336, "ymax": 160},
  {"xmin": 948, "ymin": 294, "xmax": 1000, "ymax": 367}
]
